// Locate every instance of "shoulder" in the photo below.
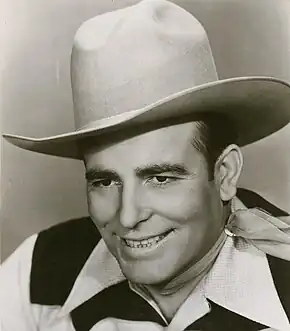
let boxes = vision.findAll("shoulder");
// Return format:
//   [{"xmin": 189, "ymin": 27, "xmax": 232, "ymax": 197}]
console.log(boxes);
[
  {"xmin": 0, "ymin": 234, "xmax": 38, "ymax": 285},
  {"xmin": 267, "ymin": 255, "xmax": 290, "ymax": 319},
  {"xmin": 0, "ymin": 234, "xmax": 38, "ymax": 330},
  {"xmin": 0, "ymin": 217, "xmax": 100, "ymax": 329},
  {"xmin": 31, "ymin": 216, "xmax": 101, "ymax": 305},
  {"xmin": 237, "ymin": 189, "xmax": 290, "ymax": 318}
]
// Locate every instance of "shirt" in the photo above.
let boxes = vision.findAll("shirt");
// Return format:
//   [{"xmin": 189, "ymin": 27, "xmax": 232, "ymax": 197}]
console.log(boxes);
[{"xmin": 1, "ymin": 225, "xmax": 290, "ymax": 331}]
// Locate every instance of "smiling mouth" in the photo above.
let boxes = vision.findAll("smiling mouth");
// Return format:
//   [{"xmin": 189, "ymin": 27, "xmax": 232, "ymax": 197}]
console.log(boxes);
[{"xmin": 121, "ymin": 230, "xmax": 173, "ymax": 249}]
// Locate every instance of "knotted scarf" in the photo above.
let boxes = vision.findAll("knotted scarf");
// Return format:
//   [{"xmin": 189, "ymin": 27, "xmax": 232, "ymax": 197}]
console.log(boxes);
[{"xmin": 150, "ymin": 197, "xmax": 290, "ymax": 296}]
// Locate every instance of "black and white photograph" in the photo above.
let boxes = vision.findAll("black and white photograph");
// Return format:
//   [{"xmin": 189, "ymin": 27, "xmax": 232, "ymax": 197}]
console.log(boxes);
[{"xmin": 1, "ymin": 0, "xmax": 290, "ymax": 330}]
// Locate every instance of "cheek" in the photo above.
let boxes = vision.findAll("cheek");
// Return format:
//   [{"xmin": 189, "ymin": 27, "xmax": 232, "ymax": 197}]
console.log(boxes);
[
  {"xmin": 87, "ymin": 189, "xmax": 120, "ymax": 227},
  {"xmin": 149, "ymin": 181, "xmax": 217, "ymax": 224}
]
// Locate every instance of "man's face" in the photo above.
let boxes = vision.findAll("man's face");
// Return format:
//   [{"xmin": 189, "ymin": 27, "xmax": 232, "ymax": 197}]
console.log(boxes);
[{"xmin": 83, "ymin": 122, "xmax": 225, "ymax": 285}]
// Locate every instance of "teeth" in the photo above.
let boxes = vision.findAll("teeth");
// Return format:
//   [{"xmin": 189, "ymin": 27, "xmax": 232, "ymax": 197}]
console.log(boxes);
[{"xmin": 123, "ymin": 233, "xmax": 168, "ymax": 248}]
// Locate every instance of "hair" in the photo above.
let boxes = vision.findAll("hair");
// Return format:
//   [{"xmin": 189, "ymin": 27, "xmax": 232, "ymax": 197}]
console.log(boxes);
[{"xmin": 192, "ymin": 114, "xmax": 238, "ymax": 179}]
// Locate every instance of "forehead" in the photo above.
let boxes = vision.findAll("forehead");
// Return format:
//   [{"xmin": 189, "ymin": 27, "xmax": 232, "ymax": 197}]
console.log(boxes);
[{"xmin": 83, "ymin": 121, "xmax": 202, "ymax": 168}]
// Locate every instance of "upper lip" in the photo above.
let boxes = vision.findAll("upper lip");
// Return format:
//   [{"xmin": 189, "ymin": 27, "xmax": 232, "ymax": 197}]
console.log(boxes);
[{"xmin": 118, "ymin": 229, "xmax": 173, "ymax": 241}]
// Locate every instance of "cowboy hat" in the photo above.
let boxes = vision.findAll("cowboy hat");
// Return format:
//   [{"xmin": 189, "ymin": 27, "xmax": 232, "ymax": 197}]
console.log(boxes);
[{"xmin": 3, "ymin": 0, "xmax": 290, "ymax": 159}]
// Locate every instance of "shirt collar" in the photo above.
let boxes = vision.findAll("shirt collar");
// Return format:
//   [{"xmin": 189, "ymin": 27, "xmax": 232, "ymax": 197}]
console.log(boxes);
[
  {"xmin": 204, "ymin": 234, "xmax": 290, "ymax": 330},
  {"xmin": 58, "ymin": 200, "xmax": 290, "ymax": 330}
]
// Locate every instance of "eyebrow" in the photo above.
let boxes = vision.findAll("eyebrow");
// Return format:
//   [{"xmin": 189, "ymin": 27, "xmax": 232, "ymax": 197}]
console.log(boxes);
[
  {"xmin": 85, "ymin": 163, "xmax": 190, "ymax": 181},
  {"xmin": 85, "ymin": 168, "xmax": 119, "ymax": 181},
  {"xmin": 136, "ymin": 163, "xmax": 190, "ymax": 177}
]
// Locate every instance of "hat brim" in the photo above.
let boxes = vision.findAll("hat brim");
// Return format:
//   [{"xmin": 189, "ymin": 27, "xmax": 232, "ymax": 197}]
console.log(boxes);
[{"xmin": 3, "ymin": 76, "xmax": 290, "ymax": 159}]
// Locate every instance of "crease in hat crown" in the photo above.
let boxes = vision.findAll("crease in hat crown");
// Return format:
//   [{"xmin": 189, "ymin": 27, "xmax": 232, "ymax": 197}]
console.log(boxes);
[{"xmin": 71, "ymin": 0, "xmax": 218, "ymax": 130}]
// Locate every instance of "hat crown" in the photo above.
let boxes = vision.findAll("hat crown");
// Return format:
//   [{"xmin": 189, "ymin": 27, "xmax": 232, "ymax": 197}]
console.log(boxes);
[{"xmin": 71, "ymin": 0, "xmax": 217, "ymax": 129}]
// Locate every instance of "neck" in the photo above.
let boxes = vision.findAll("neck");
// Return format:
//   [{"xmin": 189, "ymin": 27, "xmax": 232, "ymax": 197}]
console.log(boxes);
[{"xmin": 141, "ymin": 230, "xmax": 227, "ymax": 321}]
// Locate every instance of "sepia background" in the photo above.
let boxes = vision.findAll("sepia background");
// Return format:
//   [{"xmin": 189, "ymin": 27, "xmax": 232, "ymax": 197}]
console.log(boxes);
[{"xmin": 1, "ymin": 0, "xmax": 290, "ymax": 260}]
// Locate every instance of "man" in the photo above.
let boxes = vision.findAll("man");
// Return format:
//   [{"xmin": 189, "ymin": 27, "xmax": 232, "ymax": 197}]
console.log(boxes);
[{"xmin": 1, "ymin": 0, "xmax": 290, "ymax": 330}]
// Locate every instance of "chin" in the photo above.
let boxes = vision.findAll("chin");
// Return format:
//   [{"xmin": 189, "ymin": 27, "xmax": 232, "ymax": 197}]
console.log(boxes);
[{"xmin": 119, "ymin": 260, "xmax": 177, "ymax": 286}]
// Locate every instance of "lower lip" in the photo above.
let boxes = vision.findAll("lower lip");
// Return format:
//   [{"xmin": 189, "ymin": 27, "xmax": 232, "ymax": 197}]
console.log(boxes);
[{"xmin": 118, "ymin": 230, "xmax": 175, "ymax": 258}]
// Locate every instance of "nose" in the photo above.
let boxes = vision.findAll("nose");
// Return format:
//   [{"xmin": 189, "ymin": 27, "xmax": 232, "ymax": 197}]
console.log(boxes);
[{"xmin": 118, "ymin": 181, "xmax": 151, "ymax": 229}]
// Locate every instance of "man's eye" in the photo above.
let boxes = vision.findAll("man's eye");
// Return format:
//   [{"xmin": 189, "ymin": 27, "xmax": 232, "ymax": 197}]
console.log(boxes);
[
  {"xmin": 149, "ymin": 176, "xmax": 174, "ymax": 185},
  {"xmin": 154, "ymin": 176, "xmax": 169, "ymax": 183},
  {"xmin": 91, "ymin": 179, "xmax": 114, "ymax": 187}
]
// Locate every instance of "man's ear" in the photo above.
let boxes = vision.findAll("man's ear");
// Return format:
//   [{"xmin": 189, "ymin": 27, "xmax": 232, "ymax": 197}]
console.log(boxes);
[{"xmin": 214, "ymin": 144, "xmax": 243, "ymax": 202}]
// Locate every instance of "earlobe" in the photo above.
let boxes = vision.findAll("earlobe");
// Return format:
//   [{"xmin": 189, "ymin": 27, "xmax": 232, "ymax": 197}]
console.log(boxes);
[{"xmin": 214, "ymin": 144, "xmax": 243, "ymax": 202}]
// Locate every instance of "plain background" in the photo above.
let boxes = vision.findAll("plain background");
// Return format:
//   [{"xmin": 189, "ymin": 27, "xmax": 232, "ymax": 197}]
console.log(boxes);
[{"xmin": 1, "ymin": 0, "xmax": 290, "ymax": 261}]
